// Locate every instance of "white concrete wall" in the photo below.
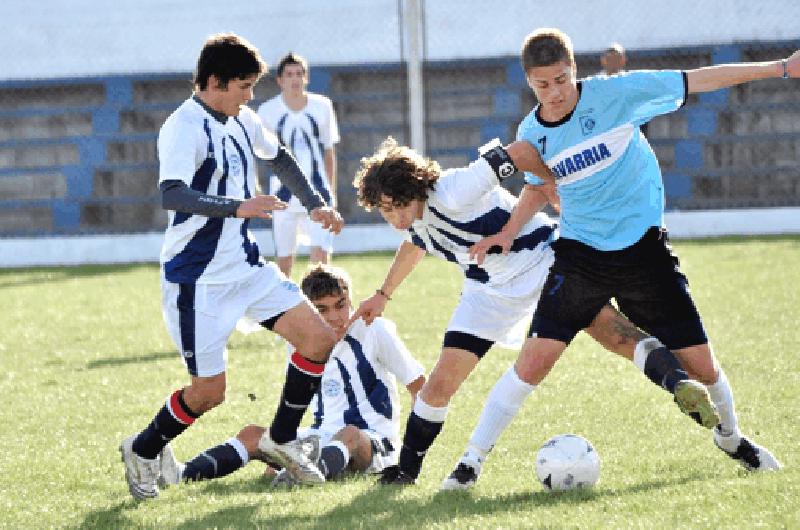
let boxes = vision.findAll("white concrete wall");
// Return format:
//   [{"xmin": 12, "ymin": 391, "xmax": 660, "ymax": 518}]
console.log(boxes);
[
  {"xmin": 4, "ymin": 0, "xmax": 798, "ymax": 80},
  {"xmin": 2, "ymin": 209, "xmax": 799, "ymax": 268}
]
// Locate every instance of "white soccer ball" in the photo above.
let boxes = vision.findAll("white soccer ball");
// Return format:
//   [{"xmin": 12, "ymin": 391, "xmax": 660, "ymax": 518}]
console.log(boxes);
[{"xmin": 535, "ymin": 434, "xmax": 600, "ymax": 491}]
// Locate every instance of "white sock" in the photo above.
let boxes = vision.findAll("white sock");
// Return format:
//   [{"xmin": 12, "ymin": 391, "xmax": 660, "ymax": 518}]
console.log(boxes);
[
  {"xmin": 706, "ymin": 369, "xmax": 738, "ymax": 436},
  {"xmin": 468, "ymin": 366, "xmax": 536, "ymax": 455},
  {"xmin": 633, "ymin": 337, "xmax": 664, "ymax": 372},
  {"xmin": 228, "ymin": 436, "xmax": 250, "ymax": 466},
  {"xmin": 413, "ymin": 397, "xmax": 449, "ymax": 422}
]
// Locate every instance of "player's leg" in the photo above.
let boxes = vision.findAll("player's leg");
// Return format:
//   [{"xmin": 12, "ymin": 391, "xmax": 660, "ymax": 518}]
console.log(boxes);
[
  {"xmin": 272, "ymin": 209, "xmax": 300, "ymax": 276},
  {"xmin": 121, "ymin": 280, "xmax": 233, "ymax": 499},
  {"xmin": 585, "ymin": 304, "xmax": 719, "ymax": 428},
  {"xmin": 382, "ymin": 341, "xmax": 487, "ymax": 485},
  {"xmin": 305, "ymin": 214, "xmax": 333, "ymax": 265},
  {"xmin": 247, "ymin": 267, "xmax": 337, "ymax": 483},
  {"xmin": 618, "ymin": 228, "xmax": 780, "ymax": 471}
]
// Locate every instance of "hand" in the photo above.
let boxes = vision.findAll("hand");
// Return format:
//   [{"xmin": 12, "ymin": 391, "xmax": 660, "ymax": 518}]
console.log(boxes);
[
  {"xmin": 785, "ymin": 50, "xmax": 800, "ymax": 78},
  {"xmin": 348, "ymin": 293, "xmax": 388, "ymax": 327},
  {"xmin": 235, "ymin": 195, "xmax": 287, "ymax": 219},
  {"xmin": 468, "ymin": 231, "xmax": 514, "ymax": 265},
  {"xmin": 310, "ymin": 206, "xmax": 344, "ymax": 234}
]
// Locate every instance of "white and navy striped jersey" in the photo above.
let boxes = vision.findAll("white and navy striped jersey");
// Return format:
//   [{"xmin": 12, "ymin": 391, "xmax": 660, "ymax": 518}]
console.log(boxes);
[
  {"xmin": 291, "ymin": 318, "xmax": 424, "ymax": 445},
  {"xmin": 408, "ymin": 157, "xmax": 557, "ymax": 288},
  {"xmin": 258, "ymin": 93, "xmax": 339, "ymax": 212},
  {"xmin": 158, "ymin": 98, "xmax": 279, "ymax": 284}
]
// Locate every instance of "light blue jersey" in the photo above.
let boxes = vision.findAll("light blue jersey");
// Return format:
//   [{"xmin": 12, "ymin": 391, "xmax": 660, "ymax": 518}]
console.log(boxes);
[{"xmin": 519, "ymin": 70, "xmax": 687, "ymax": 250}]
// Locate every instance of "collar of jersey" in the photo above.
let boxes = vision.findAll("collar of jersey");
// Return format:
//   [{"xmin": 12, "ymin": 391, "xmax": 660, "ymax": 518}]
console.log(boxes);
[
  {"xmin": 534, "ymin": 82, "xmax": 583, "ymax": 128},
  {"xmin": 192, "ymin": 94, "xmax": 229, "ymax": 124}
]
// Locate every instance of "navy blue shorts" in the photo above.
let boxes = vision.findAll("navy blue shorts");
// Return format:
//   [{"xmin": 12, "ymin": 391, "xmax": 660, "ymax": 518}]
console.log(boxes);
[{"xmin": 529, "ymin": 227, "xmax": 708, "ymax": 350}]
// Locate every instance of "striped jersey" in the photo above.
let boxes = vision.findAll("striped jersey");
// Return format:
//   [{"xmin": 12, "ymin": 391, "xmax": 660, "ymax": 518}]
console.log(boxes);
[
  {"xmin": 408, "ymin": 157, "xmax": 557, "ymax": 288},
  {"xmin": 518, "ymin": 70, "xmax": 687, "ymax": 250},
  {"xmin": 157, "ymin": 98, "xmax": 279, "ymax": 284},
  {"xmin": 291, "ymin": 318, "xmax": 424, "ymax": 444},
  {"xmin": 258, "ymin": 93, "xmax": 339, "ymax": 212}
]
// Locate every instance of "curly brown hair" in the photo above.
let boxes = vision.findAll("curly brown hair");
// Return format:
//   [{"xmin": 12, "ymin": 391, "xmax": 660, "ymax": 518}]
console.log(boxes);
[{"xmin": 353, "ymin": 137, "xmax": 441, "ymax": 210}]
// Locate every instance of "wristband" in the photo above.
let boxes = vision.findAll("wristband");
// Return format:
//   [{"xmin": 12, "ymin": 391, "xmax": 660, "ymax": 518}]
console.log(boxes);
[
  {"xmin": 782, "ymin": 59, "xmax": 789, "ymax": 79},
  {"xmin": 376, "ymin": 289, "xmax": 392, "ymax": 301},
  {"xmin": 478, "ymin": 138, "xmax": 518, "ymax": 180}
]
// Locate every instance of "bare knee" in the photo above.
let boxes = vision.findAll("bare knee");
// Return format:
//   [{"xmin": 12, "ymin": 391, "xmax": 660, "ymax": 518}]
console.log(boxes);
[
  {"xmin": 335, "ymin": 425, "xmax": 363, "ymax": 452},
  {"xmin": 237, "ymin": 424, "xmax": 266, "ymax": 456}
]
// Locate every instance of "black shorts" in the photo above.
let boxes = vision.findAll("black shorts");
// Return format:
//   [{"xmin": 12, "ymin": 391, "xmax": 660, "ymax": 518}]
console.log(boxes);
[{"xmin": 529, "ymin": 227, "xmax": 707, "ymax": 350}]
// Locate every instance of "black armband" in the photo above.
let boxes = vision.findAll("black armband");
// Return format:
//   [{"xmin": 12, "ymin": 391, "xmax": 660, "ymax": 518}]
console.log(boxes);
[
  {"xmin": 160, "ymin": 180, "xmax": 242, "ymax": 218},
  {"xmin": 272, "ymin": 145, "xmax": 326, "ymax": 211},
  {"xmin": 478, "ymin": 138, "xmax": 518, "ymax": 180}
]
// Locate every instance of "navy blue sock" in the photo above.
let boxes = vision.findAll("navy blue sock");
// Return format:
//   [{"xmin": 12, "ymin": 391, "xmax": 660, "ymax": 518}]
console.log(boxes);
[
  {"xmin": 319, "ymin": 444, "xmax": 348, "ymax": 479},
  {"xmin": 133, "ymin": 390, "xmax": 201, "ymax": 459},
  {"xmin": 644, "ymin": 346, "xmax": 689, "ymax": 394},
  {"xmin": 269, "ymin": 352, "xmax": 325, "ymax": 444},
  {"xmin": 183, "ymin": 443, "xmax": 245, "ymax": 482},
  {"xmin": 398, "ymin": 412, "xmax": 444, "ymax": 479}
]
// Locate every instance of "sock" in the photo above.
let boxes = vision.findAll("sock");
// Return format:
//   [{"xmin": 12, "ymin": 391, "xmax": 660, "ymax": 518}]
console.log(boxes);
[
  {"xmin": 318, "ymin": 440, "xmax": 350, "ymax": 479},
  {"xmin": 706, "ymin": 369, "xmax": 738, "ymax": 436},
  {"xmin": 269, "ymin": 351, "xmax": 325, "ymax": 443},
  {"xmin": 183, "ymin": 437, "xmax": 249, "ymax": 482},
  {"xmin": 398, "ymin": 399, "xmax": 448, "ymax": 479},
  {"xmin": 132, "ymin": 389, "xmax": 201, "ymax": 459},
  {"xmin": 469, "ymin": 366, "xmax": 536, "ymax": 456},
  {"xmin": 633, "ymin": 338, "xmax": 688, "ymax": 394}
]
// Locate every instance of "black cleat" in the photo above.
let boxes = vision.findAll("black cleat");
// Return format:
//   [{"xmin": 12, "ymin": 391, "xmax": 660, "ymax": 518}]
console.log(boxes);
[
  {"xmin": 377, "ymin": 465, "xmax": 416, "ymax": 485},
  {"xmin": 441, "ymin": 461, "xmax": 480, "ymax": 490}
]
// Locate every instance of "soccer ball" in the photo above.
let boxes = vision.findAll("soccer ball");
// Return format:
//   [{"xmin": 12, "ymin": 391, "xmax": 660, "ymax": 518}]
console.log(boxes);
[{"xmin": 535, "ymin": 434, "xmax": 600, "ymax": 491}]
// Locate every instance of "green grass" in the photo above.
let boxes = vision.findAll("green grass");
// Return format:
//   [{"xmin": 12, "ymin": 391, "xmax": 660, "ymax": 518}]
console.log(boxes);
[{"xmin": 1, "ymin": 236, "xmax": 798, "ymax": 529}]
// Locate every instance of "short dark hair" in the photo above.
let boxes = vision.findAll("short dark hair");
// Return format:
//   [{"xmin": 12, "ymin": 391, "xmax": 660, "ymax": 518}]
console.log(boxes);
[
  {"xmin": 354, "ymin": 137, "xmax": 440, "ymax": 211},
  {"xmin": 194, "ymin": 33, "xmax": 267, "ymax": 90},
  {"xmin": 521, "ymin": 28, "xmax": 575, "ymax": 70},
  {"xmin": 276, "ymin": 52, "xmax": 309, "ymax": 77},
  {"xmin": 301, "ymin": 264, "xmax": 351, "ymax": 301}
]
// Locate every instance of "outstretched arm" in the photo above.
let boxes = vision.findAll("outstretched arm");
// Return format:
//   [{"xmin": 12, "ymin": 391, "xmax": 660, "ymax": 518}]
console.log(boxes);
[
  {"xmin": 349, "ymin": 241, "xmax": 426, "ymax": 326},
  {"xmin": 686, "ymin": 50, "xmax": 799, "ymax": 93},
  {"xmin": 160, "ymin": 180, "xmax": 287, "ymax": 220}
]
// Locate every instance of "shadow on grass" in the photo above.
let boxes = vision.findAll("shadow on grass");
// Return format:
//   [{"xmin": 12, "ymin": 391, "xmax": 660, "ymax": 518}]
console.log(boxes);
[
  {"xmin": 0, "ymin": 263, "xmax": 155, "ymax": 289},
  {"xmin": 87, "ymin": 351, "xmax": 176, "ymax": 369},
  {"xmin": 76, "ymin": 469, "xmax": 710, "ymax": 529}
]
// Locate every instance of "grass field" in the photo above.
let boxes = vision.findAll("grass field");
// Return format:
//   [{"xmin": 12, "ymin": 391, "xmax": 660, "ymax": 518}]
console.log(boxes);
[{"xmin": 1, "ymin": 236, "xmax": 798, "ymax": 529}]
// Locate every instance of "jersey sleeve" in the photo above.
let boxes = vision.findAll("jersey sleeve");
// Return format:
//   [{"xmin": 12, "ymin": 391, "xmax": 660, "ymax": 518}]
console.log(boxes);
[
  {"xmin": 603, "ymin": 70, "xmax": 687, "ymax": 126},
  {"xmin": 242, "ymin": 107, "xmax": 280, "ymax": 160},
  {"xmin": 323, "ymin": 97, "xmax": 340, "ymax": 148},
  {"xmin": 516, "ymin": 117, "xmax": 547, "ymax": 186},
  {"xmin": 157, "ymin": 116, "xmax": 202, "ymax": 186},
  {"xmin": 372, "ymin": 318, "xmax": 425, "ymax": 386},
  {"xmin": 434, "ymin": 157, "xmax": 502, "ymax": 210}
]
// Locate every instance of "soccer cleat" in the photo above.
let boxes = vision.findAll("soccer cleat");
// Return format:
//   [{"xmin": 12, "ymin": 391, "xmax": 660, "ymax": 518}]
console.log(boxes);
[
  {"xmin": 673, "ymin": 379, "xmax": 720, "ymax": 429},
  {"xmin": 298, "ymin": 433, "xmax": 322, "ymax": 464},
  {"xmin": 377, "ymin": 465, "xmax": 416, "ymax": 486},
  {"xmin": 441, "ymin": 460, "xmax": 481, "ymax": 491},
  {"xmin": 271, "ymin": 468, "xmax": 299, "ymax": 488},
  {"xmin": 713, "ymin": 428, "xmax": 782, "ymax": 472},
  {"xmin": 119, "ymin": 434, "xmax": 160, "ymax": 500},
  {"xmin": 257, "ymin": 432, "xmax": 325, "ymax": 485},
  {"xmin": 157, "ymin": 442, "xmax": 185, "ymax": 488}
]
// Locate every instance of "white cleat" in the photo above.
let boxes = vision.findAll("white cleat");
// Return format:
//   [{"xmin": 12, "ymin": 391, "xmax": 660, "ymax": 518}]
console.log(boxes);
[
  {"xmin": 157, "ymin": 442, "xmax": 185, "ymax": 488},
  {"xmin": 713, "ymin": 428, "xmax": 782, "ymax": 472},
  {"xmin": 271, "ymin": 468, "xmax": 299, "ymax": 488},
  {"xmin": 119, "ymin": 435, "xmax": 160, "ymax": 500},
  {"xmin": 441, "ymin": 459, "xmax": 482, "ymax": 491},
  {"xmin": 257, "ymin": 432, "xmax": 325, "ymax": 485}
]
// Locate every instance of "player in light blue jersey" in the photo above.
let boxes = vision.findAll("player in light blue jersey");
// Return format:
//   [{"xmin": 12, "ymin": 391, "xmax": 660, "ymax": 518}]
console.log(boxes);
[
  {"xmin": 351, "ymin": 137, "xmax": 719, "ymax": 486},
  {"xmin": 466, "ymin": 28, "xmax": 795, "ymax": 483}
]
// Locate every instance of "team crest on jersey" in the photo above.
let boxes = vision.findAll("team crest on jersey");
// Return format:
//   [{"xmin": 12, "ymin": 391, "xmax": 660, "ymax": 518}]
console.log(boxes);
[
  {"xmin": 228, "ymin": 153, "xmax": 243, "ymax": 176},
  {"xmin": 323, "ymin": 379, "xmax": 342, "ymax": 397},
  {"xmin": 579, "ymin": 115, "xmax": 596, "ymax": 136}
]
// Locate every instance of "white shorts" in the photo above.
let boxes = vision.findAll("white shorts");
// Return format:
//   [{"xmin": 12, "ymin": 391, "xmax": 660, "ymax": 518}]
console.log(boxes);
[
  {"xmin": 299, "ymin": 427, "xmax": 398, "ymax": 474},
  {"xmin": 446, "ymin": 251, "xmax": 554, "ymax": 350},
  {"xmin": 161, "ymin": 262, "xmax": 306, "ymax": 377},
  {"xmin": 272, "ymin": 209, "xmax": 333, "ymax": 257}
]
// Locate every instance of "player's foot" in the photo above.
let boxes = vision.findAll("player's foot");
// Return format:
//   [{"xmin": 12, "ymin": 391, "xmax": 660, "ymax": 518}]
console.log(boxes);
[
  {"xmin": 119, "ymin": 435, "xmax": 160, "ymax": 500},
  {"xmin": 257, "ymin": 432, "xmax": 325, "ymax": 485},
  {"xmin": 157, "ymin": 442, "xmax": 185, "ymax": 488},
  {"xmin": 271, "ymin": 468, "xmax": 299, "ymax": 488},
  {"xmin": 441, "ymin": 460, "xmax": 481, "ymax": 491},
  {"xmin": 298, "ymin": 433, "xmax": 322, "ymax": 464},
  {"xmin": 713, "ymin": 428, "xmax": 782, "ymax": 472},
  {"xmin": 674, "ymin": 379, "xmax": 720, "ymax": 429},
  {"xmin": 377, "ymin": 465, "xmax": 416, "ymax": 486}
]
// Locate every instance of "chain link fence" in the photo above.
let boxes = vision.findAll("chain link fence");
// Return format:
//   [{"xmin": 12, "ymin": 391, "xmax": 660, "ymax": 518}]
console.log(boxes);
[{"xmin": 1, "ymin": 1, "xmax": 798, "ymax": 236}]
